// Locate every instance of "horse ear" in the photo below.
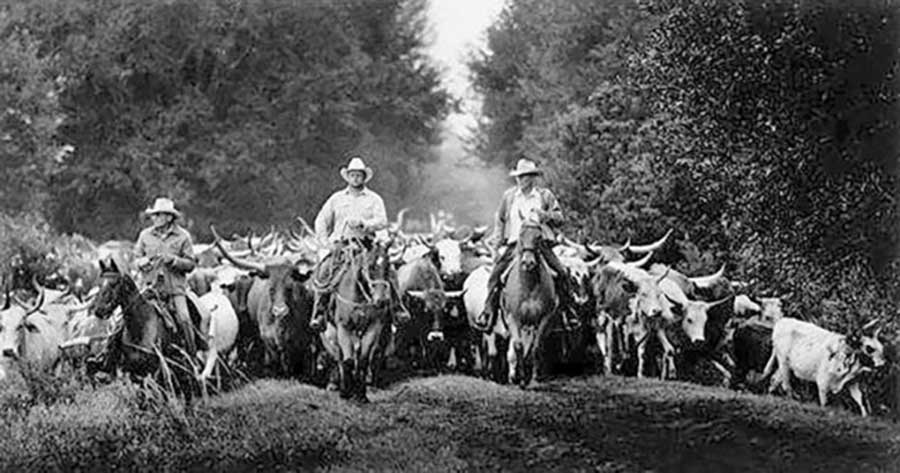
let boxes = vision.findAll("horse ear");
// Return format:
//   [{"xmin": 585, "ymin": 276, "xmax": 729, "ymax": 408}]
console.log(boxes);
[
  {"xmin": 108, "ymin": 258, "xmax": 121, "ymax": 274},
  {"xmin": 98, "ymin": 259, "xmax": 108, "ymax": 274}
]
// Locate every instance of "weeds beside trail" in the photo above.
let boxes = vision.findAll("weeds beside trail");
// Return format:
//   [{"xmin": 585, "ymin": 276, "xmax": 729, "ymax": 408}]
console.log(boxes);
[{"xmin": 0, "ymin": 375, "xmax": 898, "ymax": 472}]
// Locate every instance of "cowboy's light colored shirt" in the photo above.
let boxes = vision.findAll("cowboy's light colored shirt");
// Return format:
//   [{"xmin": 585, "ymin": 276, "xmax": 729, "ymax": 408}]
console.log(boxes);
[
  {"xmin": 507, "ymin": 188, "xmax": 544, "ymax": 243},
  {"xmin": 493, "ymin": 186, "xmax": 562, "ymax": 245},
  {"xmin": 315, "ymin": 187, "xmax": 388, "ymax": 242},
  {"xmin": 135, "ymin": 224, "xmax": 196, "ymax": 295}
]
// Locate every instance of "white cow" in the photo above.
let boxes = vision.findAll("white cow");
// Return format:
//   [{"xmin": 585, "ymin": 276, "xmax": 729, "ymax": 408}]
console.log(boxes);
[
  {"xmin": 463, "ymin": 265, "xmax": 508, "ymax": 379},
  {"xmin": 762, "ymin": 317, "xmax": 886, "ymax": 416},
  {"xmin": 195, "ymin": 266, "xmax": 241, "ymax": 383}
]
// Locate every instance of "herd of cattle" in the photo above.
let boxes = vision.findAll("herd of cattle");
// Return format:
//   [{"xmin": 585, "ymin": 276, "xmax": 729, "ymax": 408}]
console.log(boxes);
[{"xmin": 0, "ymin": 210, "xmax": 890, "ymax": 416}]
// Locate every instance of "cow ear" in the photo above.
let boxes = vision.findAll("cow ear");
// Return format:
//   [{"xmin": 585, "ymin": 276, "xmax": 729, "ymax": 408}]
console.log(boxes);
[
  {"xmin": 664, "ymin": 294, "xmax": 683, "ymax": 318},
  {"xmin": 23, "ymin": 321, "xmax": 38, "ymax": 333}
]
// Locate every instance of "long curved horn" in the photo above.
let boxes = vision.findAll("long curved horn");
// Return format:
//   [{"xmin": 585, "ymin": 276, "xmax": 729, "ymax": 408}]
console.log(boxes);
[
  {"xmin": 627, "ymin": 229, "xmax": 672, "ymax": 254},
  {"xmin": 705, "ymin": 295, "xmax": 732, "ymax": 309},
  {"xmin": 445, "ymin": 289, "xmax": 467, "ymax": 298},
  {"xmin": 585, "ymin": 256, "xmax": 605, "ymax": 268},
  {"xmin": 247, "ymin": 232, "xmax": 256, "ymax": 255},
  {"xmin": 689, "ymin": 264, "xmax": 726, "ymax": 288},
  {"xmin": 289, "ymin": 227, "xmax": 305, "ymax": 242},
  {"xmin": 210, "ymin": 225, "xmax": 268, "ymax": 275},
  {"xmin": 394, "ymin": 207, "xmax": 409, "ymax": 232},
  {"xmin": 296, "ymin": 216, "xmax": 315, "ymax": 236},
  {"xmin": 23, "ymin": 277, "xmax": 45, "ymax": 315},
  {"xmin": 626, "ymin": 251, "xmax": 653, "ymax": 268},
  {"xmin": 618, "ymin": 238, "xmax": 631, "ymax": 252}
]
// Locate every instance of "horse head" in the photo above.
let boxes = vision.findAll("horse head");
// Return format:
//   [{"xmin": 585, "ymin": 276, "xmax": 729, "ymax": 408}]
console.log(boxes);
[
  {"xmin": 93, "ymin": 257, "xmax": 134, "ymax": 319},
  {"xmin": 517, "ymin": 222, "xmax": 544, "ymax": 272},
  {"xmin": 363, "ymin": 238, "xmax": 393, "ymax": 308}
]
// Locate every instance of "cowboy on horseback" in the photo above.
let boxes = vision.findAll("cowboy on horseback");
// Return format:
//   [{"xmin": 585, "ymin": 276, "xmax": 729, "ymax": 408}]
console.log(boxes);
[
  {"xmin": 309, "ymin": 156, "xmax": 409, "ymax": 331},
  {"xmin": 132, "ymin": 197, "xmax": 205, "ymax": 355},
  {"xmin": 474, "ymin": 158, "xmax": 579, "ymax": 332}
]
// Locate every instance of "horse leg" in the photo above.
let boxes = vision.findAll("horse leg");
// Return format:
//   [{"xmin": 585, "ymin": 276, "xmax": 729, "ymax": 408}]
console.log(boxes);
[
  {"xmin": 507, "ymin": 324, "xmax": 522, "ymax": 386},
  {"xmin": 528, "ymin": 315, "xmax": 554, "ymax": 388},
  {"xmin": 356, "ymin": 322, "xmax": 384, "ymax": 403},
  {"xmin": 636, "ymin": 337, "xmax": 647, "ymax": 379},
  {"xmin": 335, "ymin": 324, "xmax": 356, "ymax": 400}
]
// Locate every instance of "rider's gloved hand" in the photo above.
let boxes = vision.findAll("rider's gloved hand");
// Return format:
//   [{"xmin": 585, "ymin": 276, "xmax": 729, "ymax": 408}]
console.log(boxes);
[
  {"xmin": 134, "ymin": 256, "xmax": 151, "ymax": 270},
  {"xmin": 159, "ymin": 253, "xmax": 176, "ymax": 266},
  {"xmin": 346, "ymin": 218, "xmax": 364, "ymax": 230}
]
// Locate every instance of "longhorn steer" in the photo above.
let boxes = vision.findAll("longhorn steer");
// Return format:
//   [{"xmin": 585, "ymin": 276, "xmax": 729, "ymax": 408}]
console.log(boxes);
[
  {"xmin": 212, "ymin": 227, "xmax": 316, "ymax": 379},
  {"xmin": 762, "ymin": 317, "xmax": 886, "ymax": 416},
  {"xmin": 396, "ymin": 251, "xmax": 465, "ymax": 371}
]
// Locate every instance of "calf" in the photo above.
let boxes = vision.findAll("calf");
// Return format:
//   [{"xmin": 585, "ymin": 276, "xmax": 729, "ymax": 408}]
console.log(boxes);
[{"xmin": 762, "ymin": 317, "xmax": 886, "ymax": 416}]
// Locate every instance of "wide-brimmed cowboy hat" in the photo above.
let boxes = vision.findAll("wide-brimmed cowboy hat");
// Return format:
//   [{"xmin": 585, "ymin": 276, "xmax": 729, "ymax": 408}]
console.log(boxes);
[
  {"xmin": 340, "ymin": 156, "xmax": 374, "ymax": 183},
  {"xmin": 144, "ymin": 197, "xmax": 182, "ymax": 218},
  {"xmin": 509, "ymin": 158, "xmax": 543, "ymax": 177}
]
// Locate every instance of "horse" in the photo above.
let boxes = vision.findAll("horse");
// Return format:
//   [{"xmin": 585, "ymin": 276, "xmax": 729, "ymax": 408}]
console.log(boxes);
[
  {"xmin": 501, "ymin": 222, "xmax": 558, "ymax": 387},
  {"xmin": 91, "ymin": 258, "xmax": 213, "ymax": 393},
  {"xmin": 318, "ymin": 237, "xmax": 394, "ymax": 403}
]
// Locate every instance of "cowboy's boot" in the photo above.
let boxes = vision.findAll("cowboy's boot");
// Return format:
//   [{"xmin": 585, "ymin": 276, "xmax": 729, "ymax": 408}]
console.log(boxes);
[
  {"xmin": 476, "ymin": 284, "xmax": 501, "ymax": 333},
  {"xmin": 555, "ymin": 277, "xmax": 581, "ymax": 330},
  {"xmin": 310, "ymin": 292, "xmax": 329, "ymax": 332},
  {"xmin": 391, "ymin": 282, "xmax": 411, "ymax": 325}
]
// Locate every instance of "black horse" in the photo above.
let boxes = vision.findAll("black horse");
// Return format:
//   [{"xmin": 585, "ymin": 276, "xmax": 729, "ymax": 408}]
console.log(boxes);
[{"xmin": 91, "ymin": 258, "xmax": 199, "ymax": 392}]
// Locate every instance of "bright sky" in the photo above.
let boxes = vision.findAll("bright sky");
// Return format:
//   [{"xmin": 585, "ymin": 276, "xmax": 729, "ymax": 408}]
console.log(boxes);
[{"xmin": 425, "ymin": 0, "xmax": 507, "ymax": 137}]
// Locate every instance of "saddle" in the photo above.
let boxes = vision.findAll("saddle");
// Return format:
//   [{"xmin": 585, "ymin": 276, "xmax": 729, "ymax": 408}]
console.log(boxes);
[{"xmin": 142, "ymin": 288, "xmax": 210, "ymax": 352}]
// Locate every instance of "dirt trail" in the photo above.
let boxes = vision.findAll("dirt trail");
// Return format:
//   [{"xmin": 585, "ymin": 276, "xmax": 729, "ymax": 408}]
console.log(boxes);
[
  {"xmin": 3, "ymin": 374, "xmax": 898, "ymax": 472},
  {"xmin": 330, "ymin": 375, "xmax": 900, "ymax": 472}
]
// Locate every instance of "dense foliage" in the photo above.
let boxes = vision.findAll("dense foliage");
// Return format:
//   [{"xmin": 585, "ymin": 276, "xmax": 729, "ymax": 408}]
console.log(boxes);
[
  {"xmin": 470, "ymin": 0, "xmax": 900, "ymax": 330},
  {"xmin": 0, "ymin": 0, "xmax": 453, "ymax": 240}
]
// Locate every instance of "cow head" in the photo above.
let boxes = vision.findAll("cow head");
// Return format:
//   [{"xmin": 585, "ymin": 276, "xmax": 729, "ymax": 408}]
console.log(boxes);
[
  {"xmin": 855, "ymin": 320, "xmax": 887, "ymax": 369},
  {"xmin": 758, "ymin": 297, "xmax": 784, "ymax": 325},
  {"xmin": 0, "ymin": 284, "xmax": 45, "ymax": 374},
  {"xmin": 211, "ymin": 225, "xmax": 314, "ymax": 320},
  {"xmin": 665, "ymin": 293, "xmax": 733, "ymax": 346},
  {"xmin": 434, "ymin": 238, "xmax": 463, "ymax": 276},
  {"xmin": 406, "ymin": 288, "xmax": 467, "ymax": 342}
]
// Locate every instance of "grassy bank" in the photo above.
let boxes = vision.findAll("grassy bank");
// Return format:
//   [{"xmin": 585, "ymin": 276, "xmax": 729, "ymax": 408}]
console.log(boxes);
[{"xmin": 0, "ymin": 375, "xmax": 898, "ymax": 472}]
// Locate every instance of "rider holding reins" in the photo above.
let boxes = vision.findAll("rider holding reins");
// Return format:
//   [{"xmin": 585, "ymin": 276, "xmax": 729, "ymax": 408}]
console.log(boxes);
[
  {"xmin": 474, "ymin": 158, "xmax": 579, "ymax": 332},
  {"xmin": 309, "ymin": 155, "xmax": 409, "ymax": 331},
  {"xmin": 132, "ymin": 197, "xmax": 204, "ymax": 354}
]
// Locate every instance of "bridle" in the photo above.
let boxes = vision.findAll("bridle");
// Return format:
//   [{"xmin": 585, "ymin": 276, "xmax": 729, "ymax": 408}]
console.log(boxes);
[{"xmin": 335, "ymin": 243, "xmax": 391, "ymax": 312}]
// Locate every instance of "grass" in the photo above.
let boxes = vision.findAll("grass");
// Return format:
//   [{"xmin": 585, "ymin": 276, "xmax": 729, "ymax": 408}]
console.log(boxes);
[{"xmin": 0, "ymin": 373, "xmax": 898, "ymax": 472}]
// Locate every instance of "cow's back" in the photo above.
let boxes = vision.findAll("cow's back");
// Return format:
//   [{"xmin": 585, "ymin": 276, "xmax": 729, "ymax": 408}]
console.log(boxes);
[
  {"xmin": 463, "ymin": 265, "xmax": 490, "ymax": 326},
  {"xmin": 200, "ymin": 291, "xmax": 239, "ymax": 353},
  {"xmin": 772, "ymin": 317, "xmax": 839, "ymax": 381}
]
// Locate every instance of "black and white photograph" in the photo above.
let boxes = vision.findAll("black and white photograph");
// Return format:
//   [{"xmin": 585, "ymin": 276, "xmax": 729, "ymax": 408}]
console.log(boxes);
[{"xmin": 1, "ymin": 0, "xmax": 899, "ymax": 471}]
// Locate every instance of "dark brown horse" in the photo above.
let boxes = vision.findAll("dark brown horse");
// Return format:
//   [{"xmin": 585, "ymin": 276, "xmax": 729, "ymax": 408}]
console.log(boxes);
[
  {"xmin": 91, "ymin": 258, "xmax": 192, "ymax": 384},
  {"xmin": 501, "ymin": 222, "xmax": 557, "ymax": 387},
  {"xmin": 319, "ymin": 238, "xmax": 394, "ymax": 402}
]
